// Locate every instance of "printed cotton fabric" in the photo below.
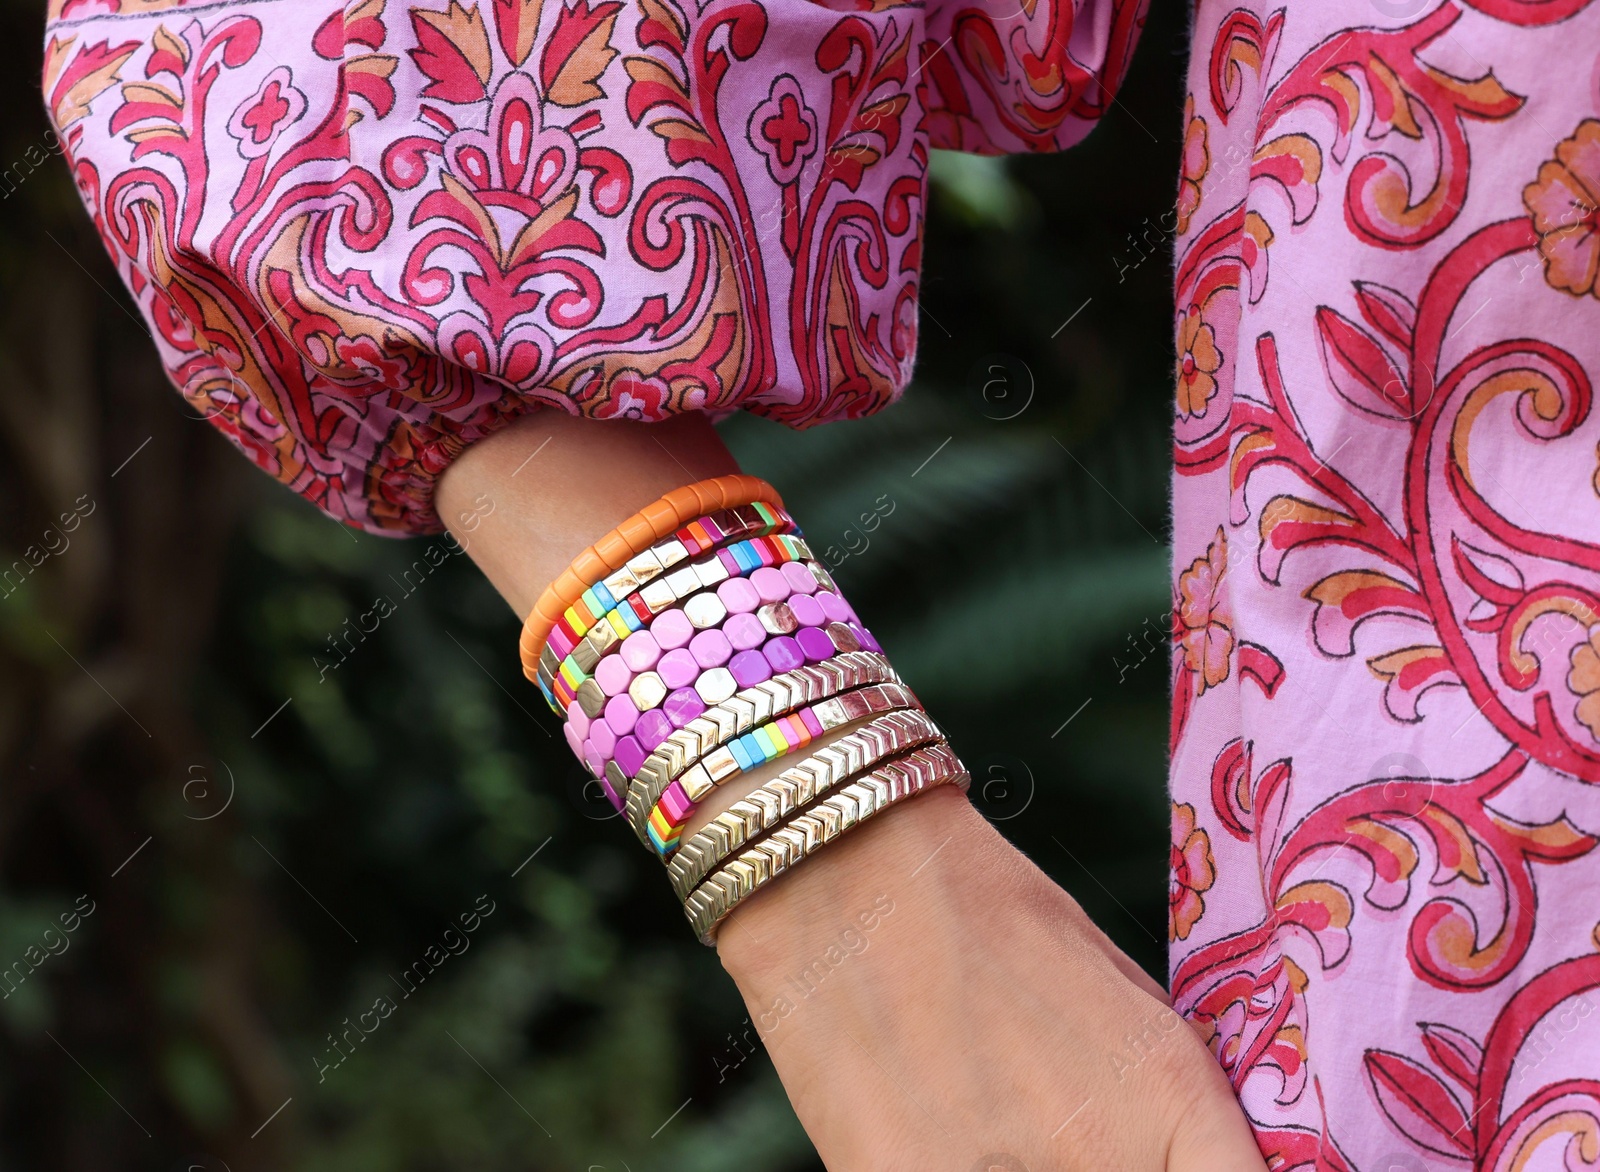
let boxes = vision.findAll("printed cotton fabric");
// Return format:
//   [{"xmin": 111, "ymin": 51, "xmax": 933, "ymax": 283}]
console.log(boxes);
[
  {"xmin": 45, "ymin": 0, "xmax": 1600, "ymax": 1166},
  {"xmin": 1169, "ymin": 0, "xmax": 1600, "ymax": 1166},
  {"xmin": 41, "ymin": 0, "xmax": 1138, "ymax": 533}
]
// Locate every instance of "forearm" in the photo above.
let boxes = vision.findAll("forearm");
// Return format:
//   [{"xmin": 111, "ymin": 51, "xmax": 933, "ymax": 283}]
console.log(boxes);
[{"xmin": 435, "ymin": 410, "xmax": 739, "ymax": 618}]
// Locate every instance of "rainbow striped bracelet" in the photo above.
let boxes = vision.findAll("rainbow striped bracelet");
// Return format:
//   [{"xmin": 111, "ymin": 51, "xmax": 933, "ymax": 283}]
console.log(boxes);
[
  {"xmin": 646, "ymin": 682, "xmax": 926, "ymax": 855},
  {"xmin": 538, "ymin": 501, "xmax": 798, "ymax": 685},
  {"xmin": 620, "ymin": 650, "xmax": 903, "ymax": 842},
  {"xmin": 540, "ymin": 532, "xmax": 816, "ymax": 711}
]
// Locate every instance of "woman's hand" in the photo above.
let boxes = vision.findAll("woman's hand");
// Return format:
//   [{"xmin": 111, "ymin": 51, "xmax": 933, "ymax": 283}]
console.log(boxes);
[
  {"xmin": 717, "ymin": 786, "xmax": 1266, "ymax": 1172},
  {"xmin": 438, "ymin": 415, "xmax": 1263, "ymax": 1170}
]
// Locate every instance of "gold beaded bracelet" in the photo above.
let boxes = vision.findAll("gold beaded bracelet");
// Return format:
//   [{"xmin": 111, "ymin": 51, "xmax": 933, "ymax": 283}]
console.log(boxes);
[
  {"xmin": 682, "ymin": 743, "xmax": 969, "ymax": 945},
  {"xmin": 666, "ymin": 710, "xmax": 945, "ymax": 901}
]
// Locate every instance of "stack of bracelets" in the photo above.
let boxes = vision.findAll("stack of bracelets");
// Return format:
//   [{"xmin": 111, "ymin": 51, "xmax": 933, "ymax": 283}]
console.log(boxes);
[{"xmin": 518, "ymin": 474, "xmax": 970, "ymax": 944}]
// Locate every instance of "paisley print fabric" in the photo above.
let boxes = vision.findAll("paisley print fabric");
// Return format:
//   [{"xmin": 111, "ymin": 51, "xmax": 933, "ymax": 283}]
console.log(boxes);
[
  {"xmin": 41, "ymin": 0, "xmax": 1141, "ymax": 533},
  {"xmin": 1170, "ymin": 0, "xmax": 1600, "ymax": 1165}
]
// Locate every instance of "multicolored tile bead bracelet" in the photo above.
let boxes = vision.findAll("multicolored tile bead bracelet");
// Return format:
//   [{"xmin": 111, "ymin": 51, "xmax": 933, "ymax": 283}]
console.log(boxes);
[{"xmin": 519, "ymin": 474, "xmax": 969, "ymax": 944}]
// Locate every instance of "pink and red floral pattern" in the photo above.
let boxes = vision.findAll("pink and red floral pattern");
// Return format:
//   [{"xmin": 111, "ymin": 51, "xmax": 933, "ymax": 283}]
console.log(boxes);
[
  {"xmin": 41, "ymin": 0, "xmax": 1142, "ymax": 533},
  {"xmin": 48, "ymin": 0, "xmax": 1600, "ymax": 1164},
  {"xmin": 1171, "ymin": 0, "xmax": 1600, "ymax": 1165}
]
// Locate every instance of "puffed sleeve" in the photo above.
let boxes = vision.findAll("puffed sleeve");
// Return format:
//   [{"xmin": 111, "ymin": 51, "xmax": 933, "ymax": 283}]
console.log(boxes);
[
  {"xmin": 43, "ymin": 0, "xmax": 1142, "ymax": 535},
  {"xmin": 922, "ymin": 0, "xmax": 1145, "ymax": 154}
]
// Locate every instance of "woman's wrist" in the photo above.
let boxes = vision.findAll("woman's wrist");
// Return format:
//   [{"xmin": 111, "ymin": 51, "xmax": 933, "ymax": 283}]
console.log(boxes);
[
  {"xmin": 436, "ymin": 410, "xmax": 739, "ymax": 617},
  {"xmin": 715, "ymin": 786, "xmax": 1001, "ymax": 1010},
  {"xmin": 718, "ymin": 783, "xmax": 1171, "ymax": 1031},
  {"xmin": 440, "ymin": 414, "xmax": 985, "ymax": 963}
]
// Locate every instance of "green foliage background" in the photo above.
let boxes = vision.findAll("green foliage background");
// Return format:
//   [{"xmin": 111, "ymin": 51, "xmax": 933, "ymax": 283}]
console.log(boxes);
[{"xmin": 0, "ymin": 1, "xmax": 1185, "ymax": 1167}]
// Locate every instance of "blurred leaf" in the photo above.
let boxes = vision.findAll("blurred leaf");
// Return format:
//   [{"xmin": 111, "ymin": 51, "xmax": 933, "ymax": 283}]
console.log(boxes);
[
  {"xmin": 160, "ymin": 1039, "xmax": 236, "ymax": 1131},
  {"xmin": 928, "ymin": 150, "xmax": 1035, "ymax": 231}
]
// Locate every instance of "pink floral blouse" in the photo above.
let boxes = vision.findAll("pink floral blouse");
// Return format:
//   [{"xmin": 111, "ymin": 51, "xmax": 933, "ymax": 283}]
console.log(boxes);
[
  {"xmin": 41, "ymin": 0, "xmax": 1139, "ymax": 533},
  {"xmin": 45, "ymin": 0, "xmax": 1600, "ymax": 1166},
  {"xmin": 1171, "ymin": 0, "xmax": 1600, "ymax": 1165}
]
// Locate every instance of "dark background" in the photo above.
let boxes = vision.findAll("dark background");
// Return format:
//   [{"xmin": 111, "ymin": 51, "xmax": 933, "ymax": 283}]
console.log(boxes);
[{"xmin": 0, "ymin": 0, "xmax": 1186, "ymax": 1167}]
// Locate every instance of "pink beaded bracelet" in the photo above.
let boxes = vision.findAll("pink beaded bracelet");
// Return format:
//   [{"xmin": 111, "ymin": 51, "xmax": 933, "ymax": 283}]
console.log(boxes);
[
  {"xmin": 545, "ymin": 533, "xmax": 818, "ymax": 712},
  {"xmin": 539, "ymin": 503, "xmax": 801, "ymax": 682},
  {"xmin": 621, "ymin": 650, "xmax": 903, "ymax": 838},
  {"xmin": 561, "ymin": 561, "xmax": 873, "ymax": 772},
  {"xmin": 565, "ymin": 618, "xmax": 876, "ymax": 790},
  {"xmin": 562, "ymin": 552, "xmax": 836, "ymax": 722}
]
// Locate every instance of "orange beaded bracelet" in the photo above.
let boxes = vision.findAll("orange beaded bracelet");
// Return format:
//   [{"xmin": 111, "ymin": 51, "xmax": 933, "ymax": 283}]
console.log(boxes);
[{"xmin": 517, "ymin": 474, "xmax": 784, "ymax": 684}]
